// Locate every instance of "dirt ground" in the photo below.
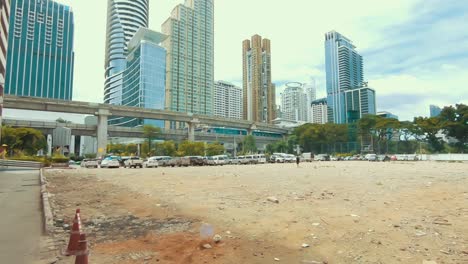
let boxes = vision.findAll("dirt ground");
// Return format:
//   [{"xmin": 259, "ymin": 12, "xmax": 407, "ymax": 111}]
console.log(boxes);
[{"xmin": 43, "ymin": 161, "xmax": 468, "ymax": 264}]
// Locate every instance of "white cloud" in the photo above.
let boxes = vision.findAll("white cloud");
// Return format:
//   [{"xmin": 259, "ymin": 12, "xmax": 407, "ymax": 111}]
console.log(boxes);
[
  {"xmin": 35, "ymin": 0, "xmax": 468, "ymax": 124},
  {"xmin": 372, "ymin": 66, "xmax": 468, "ymax": 120}
]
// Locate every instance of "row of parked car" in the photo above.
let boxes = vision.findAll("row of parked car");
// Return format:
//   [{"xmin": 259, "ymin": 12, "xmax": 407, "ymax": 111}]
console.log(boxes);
[{"xmin": 80, "ymin": 154, "xmax": 271, "ymax": 169}]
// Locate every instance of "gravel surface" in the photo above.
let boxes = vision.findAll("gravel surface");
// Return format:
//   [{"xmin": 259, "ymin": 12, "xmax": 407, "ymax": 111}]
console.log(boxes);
[{"xmin": 45, "ymin": 161, "xmax": 468, "ymax": 263}]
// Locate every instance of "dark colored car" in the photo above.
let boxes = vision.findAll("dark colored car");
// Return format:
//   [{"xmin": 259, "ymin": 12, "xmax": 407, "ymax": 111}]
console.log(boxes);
[{"xmin": 186, "ymin": 156, "xmax": 204, "ymax": 166}]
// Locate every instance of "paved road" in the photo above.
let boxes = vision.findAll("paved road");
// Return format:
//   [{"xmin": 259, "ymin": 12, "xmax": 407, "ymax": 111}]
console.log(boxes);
[{"xmin": 0, "ymin": 169, "xmax": 43, "ymax": 263}]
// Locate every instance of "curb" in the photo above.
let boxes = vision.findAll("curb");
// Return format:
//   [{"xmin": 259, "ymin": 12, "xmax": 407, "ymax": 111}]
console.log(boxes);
[{"xmin": 40, "ymin": 168, "xmax": 54, "ymax": 235}]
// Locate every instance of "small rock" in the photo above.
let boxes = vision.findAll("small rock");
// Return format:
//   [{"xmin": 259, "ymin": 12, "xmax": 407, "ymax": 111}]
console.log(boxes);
[
  {"xmin": 274, "ymin": 257, "xmax": 280, "ymax": 261},
  {"xmin": 415, "ymin": 231, "xmax": 427, "ymax": 237},
  {"xmin": 267, "ymin": 197, "xmax": 279, "ymax": 203},
  {"xmin": 144, "ymin": 256, "xmax": 152, "ymax": 260},
  {"xmin": 422, "ymin": 261, "xmax": 437, "ymax": 264},
  {"xmin": 312, "ymin": 223, "xmax": 320, "ymax": 226},
  {"xmin": 301, "ymin": 243, "xmax": 310, "ymax": 248},
  {"xmin": 213, "ymin": 234, "xmax": 222, "ymax": 243},
  {"xmin": 226, "ymin": 231, "xmax": 231, "ymax": 234},
  {"xmin": 202, "ymin": 244, "xmax": 212, "ymax": 249}
]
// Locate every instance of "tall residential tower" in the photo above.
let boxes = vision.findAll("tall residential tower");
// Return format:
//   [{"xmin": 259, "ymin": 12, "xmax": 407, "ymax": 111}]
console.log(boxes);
[
  {"xmin": 5, "ymin": 0, "xmax": 74, "ymax": 100},
  {"xmin": 214, "ymin": 81, "xmax": 242, "ymax": 120},
  {"xmin": 242, "ymin": 34, "xmax": 275, "ymax": 123},
  {"xmin": 280, "ymin": 82, "xmax": 308, "ymax": 122},
  {"xmin": 162, "ymin": 0, "xmax": 214, "ymax": 128},
  {"xmin": 325, "ymin": 31, "xmax": 363, "ymax": 124},
  {"xmin": 104, "ymin": 0, "xmax": 149, "ymax": 105}
]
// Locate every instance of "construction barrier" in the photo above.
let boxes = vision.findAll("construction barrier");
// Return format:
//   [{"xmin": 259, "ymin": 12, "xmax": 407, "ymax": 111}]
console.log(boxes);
[{"xmin": 62, "ymin": 209, "xmax": 90, "ymax": 263}]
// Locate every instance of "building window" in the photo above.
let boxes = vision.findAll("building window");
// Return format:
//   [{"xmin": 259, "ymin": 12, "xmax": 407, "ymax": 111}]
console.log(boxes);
[
  {"xmin": 37, "ymin": 13, "xmax": 44, "ymax": 23},
  {"xmin": 13, "ymin": 8, "xmax": 23, "ymax": 38}
]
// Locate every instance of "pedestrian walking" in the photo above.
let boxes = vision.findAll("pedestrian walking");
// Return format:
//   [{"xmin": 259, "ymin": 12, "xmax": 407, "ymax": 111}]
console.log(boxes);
[{"xmin": 296, "ymin": 155, "xmax": 300, "ymax": 167}]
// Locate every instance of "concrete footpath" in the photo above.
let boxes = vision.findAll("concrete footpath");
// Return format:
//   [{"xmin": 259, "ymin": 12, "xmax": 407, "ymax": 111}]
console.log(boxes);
[{"xmin": 0, "ymin": 169, "xmax": 43, "ymax": 263}]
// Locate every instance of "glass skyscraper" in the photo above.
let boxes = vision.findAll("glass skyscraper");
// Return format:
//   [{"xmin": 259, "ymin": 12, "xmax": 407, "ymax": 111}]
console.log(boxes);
[
  {"xmin": 325, "ymin": 31, "xmax": 364, "ymax": 124},
  {"xmin": 5, "ymin": 0, "xmax": 74, "ymax": 100},
  {"xmin": 344, "ymin": 87, "xmax": 376, "ymax": 123},
  {"xmin": 429, "ymin": 105, "xmax": 442, "ymax": 117},
  {"xmin": 104, "ymin": 0, "xmax": 148, "ymax": 105},
  {"xmin": 117, "ymin": 28, "xmax": 167, "ymax": 128},
  {"xmin": 162, "ymin": 0, "xmax": 214, "ymax": 128}
]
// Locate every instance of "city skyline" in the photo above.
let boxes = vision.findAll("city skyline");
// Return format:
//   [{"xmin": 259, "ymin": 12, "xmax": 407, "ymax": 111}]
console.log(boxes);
[{"xmin": 35, "ymin": 0, "xmax": 468, "ymax": 122}]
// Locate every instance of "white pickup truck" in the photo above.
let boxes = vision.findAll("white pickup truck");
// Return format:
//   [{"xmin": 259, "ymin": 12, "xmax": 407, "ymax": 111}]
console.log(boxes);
[{"xmin": 124, "ymin": 157, "xmax": 143, "ymax": 168}]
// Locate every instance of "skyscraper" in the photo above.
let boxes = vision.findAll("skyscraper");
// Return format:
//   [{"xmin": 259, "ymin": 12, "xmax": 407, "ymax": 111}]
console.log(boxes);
[
  {"xmin": 304, "ymin": 78, "xmax": 317, "ymax": 122},
  {"xmin": 104, "ymin": 0, "xmax": 149, "ymax": 105},
  {"xmin": 311, "ymin": 98, "xmax": 328, "ymax": 124},
  {"xmin": 5, "ymin": 0, "xmax": 74, "ymax": 100},
  {"xmin": 429, "ymin": 105, "xmax": 442, "ymax": 117},
  {"xmin": 242, "ymin": 34, "xmax": 276, "ymax": 123},
  {"xmin": 325, "ymin": 31, "xmax": 363, "ymax": 124},
  {"xmin": 118, "ymin": 28, "xmax": 167, "ymax": 128},
  {"xmin": 162, "ymin": 0, "xmax": 214, "ymax": 129},
  {"xmin": 344, "ymin": 87, "xmax": 376, "ymax": 123},
  {"xmin": 280, "ymin": 82, "xmax": 308, "ymax": 122},
  {"xmin": 214, "ymin": 81, "xmax": 242, "ymax": 120},
  {"xmin": 0, "ymin": 0, "xmax": 10, "ymax": 143}
]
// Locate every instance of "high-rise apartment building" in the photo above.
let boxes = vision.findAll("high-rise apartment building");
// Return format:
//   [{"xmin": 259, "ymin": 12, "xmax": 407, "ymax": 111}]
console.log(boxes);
[
  {"xmin": 162, "ymin": 0, "xmax": 214, "ymax": 129},
  {"xmin": 304, "ymin": 78, "xmax": 316, "ymax": 122},
  {"xmin": 344, "ymin": 87, "xmax": 376, "ymax": 123},
  {"xmin": 280, "ymin": 82, "xmax": 308, "ymax": 122},
  {"xmin": 104, "ymin": 0, "xmax": 149, "ymax": 105},
  {"xmin": 214, "ymin": 81, "xmax": 242, "ymax": 120},
  {"xmin": 242, "ymin": 34, "xmax": 275, "ymax": 123},
  {"xmin": 5, "ymin": 0, "xmax": 74, "ymax": 100},
  {"xmin": 429, "ymin": 105, "xmax": 442, "ymax": 117},
  {"xmin": 117, "ymin": 28, "xmax": 167, "ymax": 128},
  {"xmin": 0, "ymin": 0, "xmax": 10, "ymax": 142},
  {"xmin": 325, "ymin": 31, "xmax": 363, "ymax": 123},
  {"xmin": 311, "ymin": 98, "xmax": 328, "ymax": 124}
]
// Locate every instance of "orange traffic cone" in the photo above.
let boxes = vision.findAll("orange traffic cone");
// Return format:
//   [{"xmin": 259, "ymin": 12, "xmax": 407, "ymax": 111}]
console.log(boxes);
[
  {"xmin": 64, "ymin": 209, "xmax": 82, "ymax": 256},
  {"xmin": 74, "ymin": 233, "xmax": 89, "ymax": 264}
]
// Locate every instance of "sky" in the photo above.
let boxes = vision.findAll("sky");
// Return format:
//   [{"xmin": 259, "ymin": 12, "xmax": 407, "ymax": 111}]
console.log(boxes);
[{"xmin": 28, "ymin": 0, "xmax": 468, "ymax": 122}]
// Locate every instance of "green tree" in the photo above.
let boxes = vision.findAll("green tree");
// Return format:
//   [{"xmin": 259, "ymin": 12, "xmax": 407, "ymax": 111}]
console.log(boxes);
[
  {"xmin": 242, "ymin": 135, "xmax": 257, "ymax": 154},
  {"xmin": 439, "ymin": 104, "xmax": 468, "ymax": 152},
  {"xmin": 126, "ymin": 144, "xmax": 138, "ymax": 155},
  {"xmin": 143, "ymin": 125, "xmax": 161, "ymax": 154},
  {"xmin": 155, "ymin": 141, "xmax": 177, "ymax": 156},
  {"xmin": 1, "ymin": 126, "xmax": 46, "ymax": 155},
  {"xmin": 177, "ymin": 141, "xmax": 205, "ymax": 156},
  {"xmin": 413, "ymin": 117, "xmax": 444, "ymax": 153},
  {"xmin": 206, "ymin": 142, "xmax": 225, "ymax": 156},
  {"xmin": 108, "ymin": 143, "xmax": 125, "ymax": 154}
]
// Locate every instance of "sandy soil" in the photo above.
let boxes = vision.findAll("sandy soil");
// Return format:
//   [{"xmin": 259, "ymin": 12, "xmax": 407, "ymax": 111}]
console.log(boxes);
[{"xmin": 44, "ymin": 161, "xmax": 468, "ymax": 264}]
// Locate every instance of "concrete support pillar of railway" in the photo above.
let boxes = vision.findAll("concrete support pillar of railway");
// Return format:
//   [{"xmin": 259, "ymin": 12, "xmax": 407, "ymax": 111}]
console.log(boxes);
[
  {"xmin": 187, "ymin": 118, "xmax": 200, "ymax": 142},
  {"xmin": 70, "ymin": 135, "xmax": 76, "ymax": 156},
  {"xmin": 248, "ymin": 124, "xmax": 257, "ymax": 135},
  {"xmin": 47, "ymin": 134, "xmax": 52, "ymax": 156},
  {"xmin": 96, "ymin": 109, "xmax": 110, "ymax": 158}
]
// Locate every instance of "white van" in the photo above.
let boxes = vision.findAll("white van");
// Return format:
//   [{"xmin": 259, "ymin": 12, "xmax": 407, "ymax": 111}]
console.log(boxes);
[
  {"xmin": 257, "ymin": 154, "xmax": 267, "ymax": 164},
  {"xmin": 212, "ymin": 155, "xmax": 226, "ymax": 165}
]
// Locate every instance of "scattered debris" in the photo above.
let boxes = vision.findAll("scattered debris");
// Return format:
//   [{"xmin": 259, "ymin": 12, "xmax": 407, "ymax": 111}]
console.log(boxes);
[
  {"xmin": 433, "ymin": 218, "xmax": 451, "ymax": 226},
  {"xmin": 202, "ymin": 243, "xmax": 212, "ymax": 249},
  {"xmin": 213, "ymin": 234, "xmax": 222, "ymax": 243},
  {"xmin": 267, "ymin": 197, "xmax": 279, "ymax": 203},
  {"xmin": 312, "ymin": 223, "xmax": 320, "ymax": 226},
  {"xmin": 415, "ymin": 231, "xmax": 427, "ymax": 237},
  {"xmin": 274, "ymin": 257, "xmax": 280, "ymax": 261},
  {"xmin": 301, "ymin": 243, "xmax": 310, "ymax": 248}
]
